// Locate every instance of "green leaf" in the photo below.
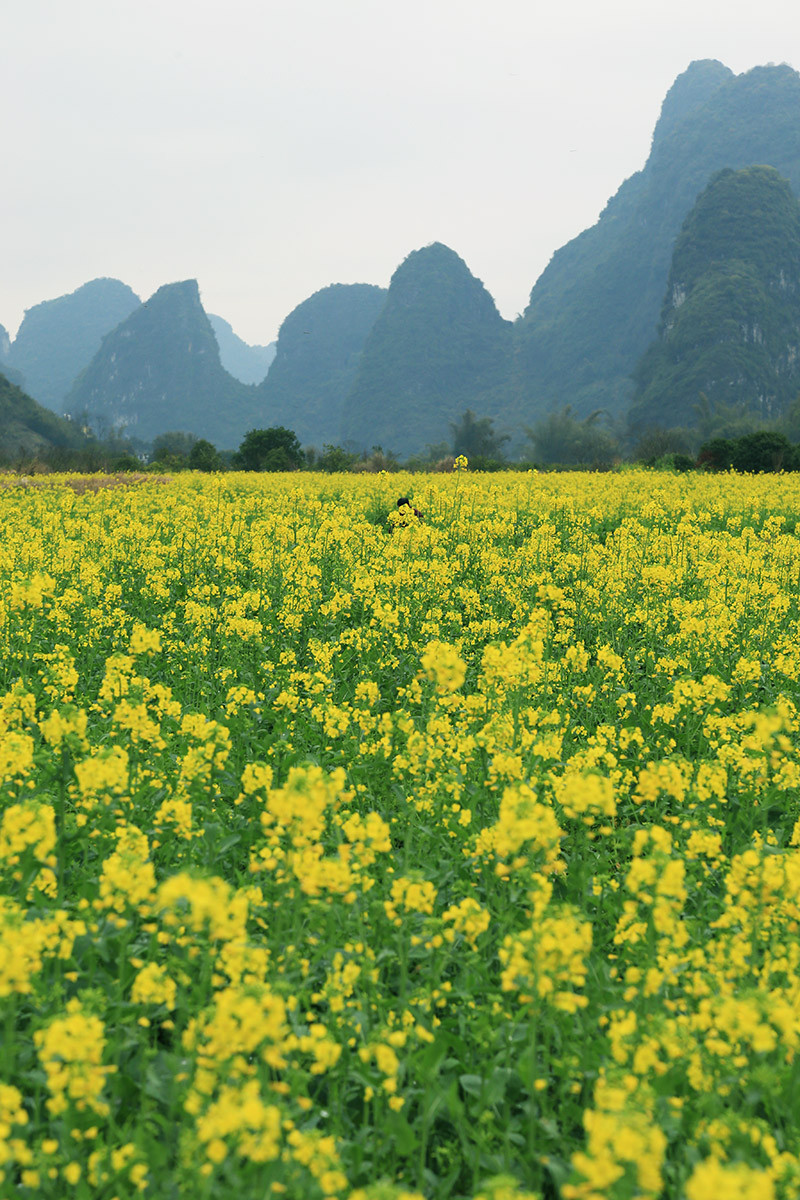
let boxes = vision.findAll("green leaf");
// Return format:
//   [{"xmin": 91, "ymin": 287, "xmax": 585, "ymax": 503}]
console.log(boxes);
[
  {"xmin": 458, "ymin": 1073, "xmax": 484, "ymax": 1096},
  {"xmin": 387, "ymin": 1111, "xmax": 418, "ymax": 1156}
]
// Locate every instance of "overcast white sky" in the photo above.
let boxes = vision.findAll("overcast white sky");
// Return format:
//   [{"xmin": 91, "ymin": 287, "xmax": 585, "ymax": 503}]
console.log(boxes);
[{"xmin": 2, "ymin": 0, "xmax": 799, "ymax": 345}]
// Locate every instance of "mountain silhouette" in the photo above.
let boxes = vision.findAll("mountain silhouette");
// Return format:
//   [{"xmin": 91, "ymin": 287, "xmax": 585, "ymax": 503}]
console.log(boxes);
[
  {"xmin": 6, "ymin": 278, "xmax": 140, "ymax": 411},
  {"xmin": 254, "ymin": 283, "xmax": 387, "ymax": 447},
  {"xmin": 630, "ymin": 166, "xmax": 800, "ymax": 432},
  {"xmin": 66, "ymin": 280, "xmax": 269, "ymax": 447},
  {"xmin": 340, "ymin": 243, "xmax": 512, "ymax": 456},
  {"xmin": 514, "ymin": 61, "xmax": 800, "ymax": 425}
]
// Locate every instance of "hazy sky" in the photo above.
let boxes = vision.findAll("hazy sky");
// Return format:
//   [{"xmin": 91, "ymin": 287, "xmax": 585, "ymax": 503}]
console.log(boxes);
[{"xmin": 2, "ymin": 0, "xmax": 799, "ymax": 345}]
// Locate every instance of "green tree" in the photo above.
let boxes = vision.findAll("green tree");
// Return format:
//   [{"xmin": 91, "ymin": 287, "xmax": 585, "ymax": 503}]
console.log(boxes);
[
  {"xmin": 233, "ymin": 427, "xmax": 305, "ymax": 471},
  {"xmin": 315, "ymin": 444, "xmax": 360, "ymax": 473},
  {"xmin": 633, "ymin": 427, "xmax": 695, "ymax": 462},
  {"xmin": 151, "ymin": 431, "xmax": 197, "ymax": 464},
  {"xmin": 450, "ymin": 410, "xmax": 509, "ymax": 460},
  {"xmin": 732, "ymin": 431, "xmax": 794, "ymax": 472},
  {"xmin": 188, "ymin": 438, "xmax": 222, "ymax": 472},
  {"xmin": 112, "ymin": 453, "xmax": 142, "ymax": 473},
  {"xmin": 698, "ymin": 431, "xmax": 795, "ymax": 472},
  {"xmin": 526, "ymin": 407, "xmax": 619, "ymax": 467},
  {"xmin": 697, "ymin": 437, "xmax": 737, "ymax": 470}
]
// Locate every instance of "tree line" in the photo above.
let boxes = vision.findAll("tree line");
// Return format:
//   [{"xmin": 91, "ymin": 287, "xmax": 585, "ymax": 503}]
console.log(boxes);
[{"xmin": 9, "ymin": 403, "xmax": 800, "ymax": 476}]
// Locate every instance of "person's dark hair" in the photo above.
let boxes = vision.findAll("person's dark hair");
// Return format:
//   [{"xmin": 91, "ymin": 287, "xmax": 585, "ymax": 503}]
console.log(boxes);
[{"xmin": 397, "ymin": 496, "xmax": 410, "ymax": 507}]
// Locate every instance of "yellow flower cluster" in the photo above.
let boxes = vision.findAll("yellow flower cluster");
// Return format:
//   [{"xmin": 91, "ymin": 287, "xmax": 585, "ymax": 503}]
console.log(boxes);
[
  {"xmin": 34, "ymin": 1000, "xmax": 114, "ymax": 1117},
  {"xmin": 1, "ymin": 467, "xmax": 800, "ymax": 1197}
]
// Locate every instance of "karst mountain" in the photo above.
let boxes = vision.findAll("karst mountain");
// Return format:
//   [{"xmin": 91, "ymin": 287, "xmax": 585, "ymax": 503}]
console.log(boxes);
[{"xmin": 4, "ymin": 59, "xmax": 800, "ymax": 455}]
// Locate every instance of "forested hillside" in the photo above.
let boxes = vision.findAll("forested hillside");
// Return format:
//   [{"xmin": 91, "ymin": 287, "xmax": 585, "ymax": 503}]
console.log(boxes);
[
  {"xmin": 514, "ymin": 61, "xmax": 800, "ymax": 424},
  {"xmin": 5, "ymin": 278, "xmax": 141, "ymax": 411},
  {"xmin": 630, "ymin": 166, "xmax": 800, "ymax": 432},
  {"xmin": 0, "ymin": 371, "xmax": 88, "ymax": 458},
  {"xmin": 5, "ymin": 60, "xmax": 800, "ymax": 456},
  {"xmin": 340, "ymin": 243, "xmax": 512, "ymax": 456},
  {"xmin": 255, "ymin": 284, "xmax": 387, "ymax": 448},
  {"xmin": 66, "ymin": 281, "xmax": 267, "ymax": 447}
]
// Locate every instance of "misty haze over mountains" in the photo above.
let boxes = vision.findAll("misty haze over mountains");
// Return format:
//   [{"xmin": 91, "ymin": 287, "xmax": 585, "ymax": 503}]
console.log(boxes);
[{"xmin": 3, "ymin": 58, "xmax": 800, "ymax": 458}]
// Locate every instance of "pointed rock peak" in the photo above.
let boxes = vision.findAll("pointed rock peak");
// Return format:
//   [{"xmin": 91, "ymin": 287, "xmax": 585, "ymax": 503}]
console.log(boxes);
[
  {"xmin": 651, "ymin": 59, "xmax": 733, "ymax": 145},
  {"xmin": 143, "ymin": 279, "xmax": 203, "ymax": 310},
  {"xmin": 108, "ymin": 280, "xmax": 220, "ymax": 367},
  {"xmin": 402, "ymin": 241, "xmax": 463, "ymax": 262},
  {"xmin": 630, "ymin": 163, "xmax": 800, "ymax": 432},
  {"xmin": 65, "ymin": 277, "xmax": 256, "ymax": 447}
]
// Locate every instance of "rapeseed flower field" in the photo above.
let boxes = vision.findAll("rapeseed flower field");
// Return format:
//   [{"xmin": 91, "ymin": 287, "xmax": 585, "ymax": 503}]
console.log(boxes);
[{"xmin": 2, "ymin": 467, "xmax": 800, "ymax": 1199}]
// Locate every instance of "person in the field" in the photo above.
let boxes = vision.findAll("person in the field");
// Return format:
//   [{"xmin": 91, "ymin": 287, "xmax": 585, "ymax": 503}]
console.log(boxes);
[{"xmin": 391, "ymin": 496, "xmax": 423, "ymax": 530}]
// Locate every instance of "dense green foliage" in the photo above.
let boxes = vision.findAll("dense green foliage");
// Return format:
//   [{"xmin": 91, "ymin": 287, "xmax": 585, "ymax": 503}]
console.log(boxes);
[
  {"xmin": 255, "ymin": 284, "xmax": 387, "ymax": 448},
  {"xmin": 341, "ymin": 244, "xmax": 512, "ymax": 458},
  {"xmin": 233, "ymin": 426, "xmax": 305, "ymax": 471},
  {"xmin": 0, "ymin": 371, "xmax": 88, "ymax": 459},
  {"xmin": 630, "ymin": 167, "xmax": 800, "ymax": 431},
  {"xmin": 312, "ymin": 444, "xmax": 362, "ymax": 472},
  {"xmin": 145, "ymin": 432, "xmax": 223, "ymax": 472},
  {"xmin": 515, "ymin": 61, "xmax": 800, "ymax": 424},
  {"xmin": 188, "ymin": 438, "xmax": 223, "ymax": 471},
  {"xmin": 450, "ymin": 409, "xmax": 509, "ymax": 460},
  {"xmin": 151, "ymin": 431, "xmax": 200, "ymax": 462},
  {"xmin": 66, "ymin": 281, "xmax": 270, "ymax": 448},
  {"xmin": 208, "ymin": 314, "xmax": 276, "ymax": 385},
  {"xmin": 5, "ymin": 278, "xmax": 140, "ymax": 411},
  {"xmin": 698, "ymin": 429, "xmax": 797, "ymax": 472},
  {"xmin": 526, "ymin": 406, "xmax": 620, "ymax": 467}
]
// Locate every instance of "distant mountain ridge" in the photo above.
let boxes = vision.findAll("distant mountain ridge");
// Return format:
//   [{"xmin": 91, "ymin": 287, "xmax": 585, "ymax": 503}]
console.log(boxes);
[
  {"xmin": 0, "ymin": 281, "xmax": 278, "ymax": 441},
  {"xmin": 6, "ymin": 278, "xmax": 141, "ymax": 411},
  {"xmin": 5, "ymin": 58, "xmax": 800, "ymax": 455},
  {"xmin": 340, "ymin": 243, "xmax": 512, "ymax": 456},
  {"xmin": 255, "ymin": 283, "xmax": 388, "ymax": 448},
  {"xmin": 514, "ymin": 60, "xmax": 800, "ymax": 423},
  {"xmin": 66, "ymin": 280, "xmax": 270, "ymax": 447},
  {"xmin": 208, "ymin": 314, "xmax": 276, "ymax": 385}
]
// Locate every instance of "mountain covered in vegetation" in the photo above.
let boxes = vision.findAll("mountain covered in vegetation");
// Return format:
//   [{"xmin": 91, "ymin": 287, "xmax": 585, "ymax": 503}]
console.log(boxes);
[
  {"xmin": 208, "ymin": 314, "xmax": 276, "ymax": 385},
  {"xmin": 514, "ymin": 60, "xmax": 800, "ymax": 424},
  {"xmin": 0, "ymin": 371, "xmax": 88, "ymax": 459},
  {"xmin": 255, "ymin": 284, "xmax": 387, "ymax": 447},
  {"xmin": 629, "ymin": 166, "xmax": 800, "ymax": 432},
  {"xmin": 5, "ymin": 278, "xmax": 141, "ymax": 412},
  {"xmin": 340, "ymin": 244, "xmax": 512, "ymax": 456},
  {"xmin": 66, "ymin": 280, "xmax": 266, "ymax": 447},
  {"xmin": 5, "ymin": 59, "xmax": 800, "ymax": 456}
]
